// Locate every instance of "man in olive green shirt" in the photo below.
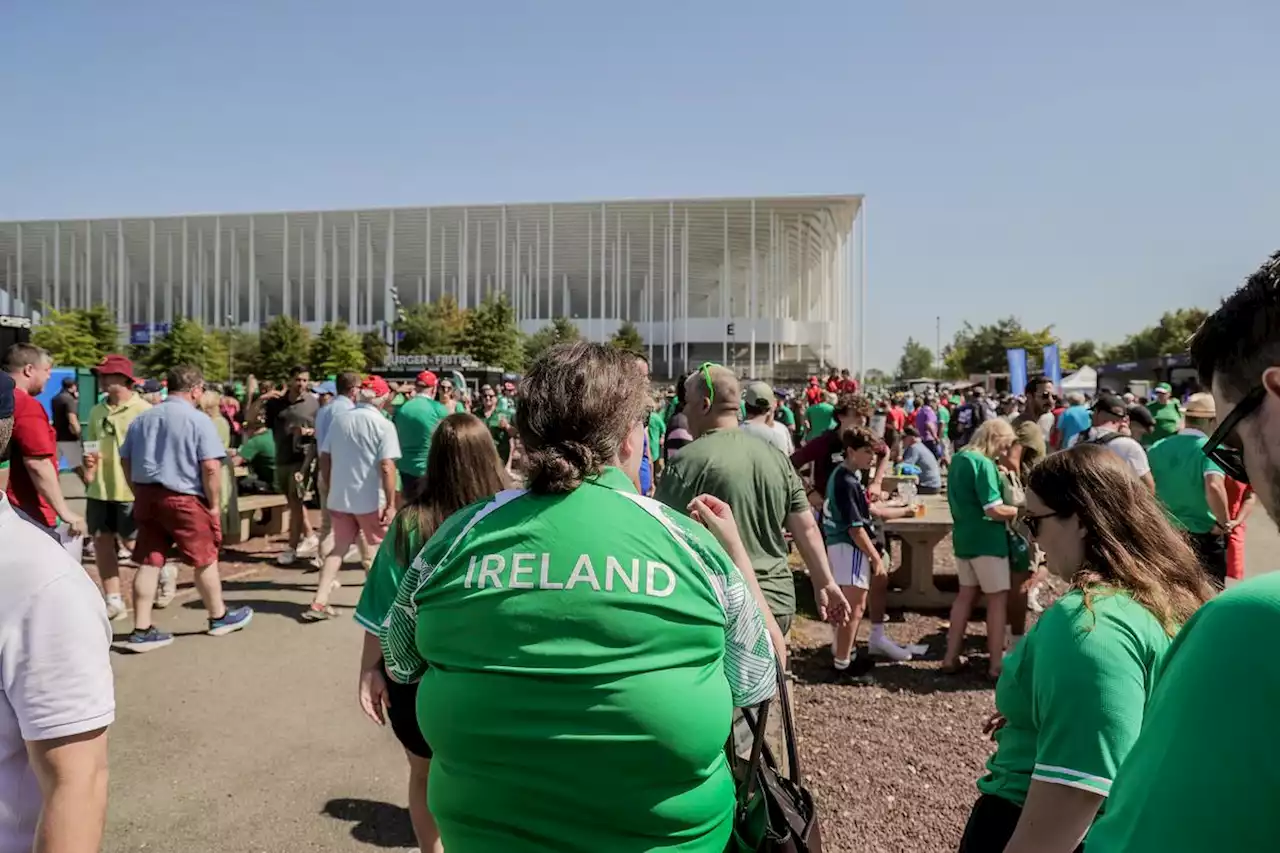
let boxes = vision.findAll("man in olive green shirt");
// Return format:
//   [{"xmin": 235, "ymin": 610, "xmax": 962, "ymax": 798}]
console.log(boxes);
[{"xmin": 656, "ymin": 365, "xmax": 849, "ymax": 634}]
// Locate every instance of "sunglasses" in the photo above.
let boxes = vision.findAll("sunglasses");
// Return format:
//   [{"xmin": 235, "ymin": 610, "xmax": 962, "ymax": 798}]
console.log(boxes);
[
  {"xmin": 698, "ymin": 362, "xmax": 720, "ymax": 405},
  {"xmin": 1023, "ymin": 512, "xmax": 1059, "ymax": 538},
  {"xmin": 1204, "ymin": 385, "xmax": 1265, "ymax": 483}
]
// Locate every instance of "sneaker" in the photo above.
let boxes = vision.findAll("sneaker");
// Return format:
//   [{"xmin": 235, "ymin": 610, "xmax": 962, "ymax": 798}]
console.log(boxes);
[
  {"xmin": 868, "ymin": 633, "xmax": 915, "ymax": 662},
  {"xmin": 154, "ymin": 563, "xmax": 179, "ymax": 609},
  {"xmin": 300, "ymin": 602, "xmax": 340, "ymax": 622},
  {"xmin": 208, "ymin": 606, "xmax": 253, "ymax": 636},
  {"xmin": 276, "ymin": 548, "xmax": 298, "ymax": 566},
  {"xmin": 126, "ymin": 626, "xmax": 174, "ymax": 652},
  {"xmin": 296, "ymin": 535, "xmax": 320, "ymax": 558},
  {"xmin": 342, "ymin": 545, "xmax": 363, "ymax": 564},
  {"xmin": 104, "ymin": 596, "xmax": 128, "ymax": 621}
]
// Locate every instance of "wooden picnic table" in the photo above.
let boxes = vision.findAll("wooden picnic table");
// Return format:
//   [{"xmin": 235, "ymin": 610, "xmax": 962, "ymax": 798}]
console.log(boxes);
[{"xmin": 883, "ymin": 493, "xmax": 954, "ymax": 610}]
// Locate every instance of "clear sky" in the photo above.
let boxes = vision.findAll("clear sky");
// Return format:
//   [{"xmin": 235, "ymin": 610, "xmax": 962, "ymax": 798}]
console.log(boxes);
[{"xmin": 4, "ymin": 1, "xmax": 1278, "ymax": 370}]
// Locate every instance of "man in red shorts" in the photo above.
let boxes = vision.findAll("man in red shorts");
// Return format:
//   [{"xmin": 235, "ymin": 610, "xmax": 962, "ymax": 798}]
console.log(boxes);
[{"xmin": 119, "ymin": 364, "xmax": 252, "ymax": 651}]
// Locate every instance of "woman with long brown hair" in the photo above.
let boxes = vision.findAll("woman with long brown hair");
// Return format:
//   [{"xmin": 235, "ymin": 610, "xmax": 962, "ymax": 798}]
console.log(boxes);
[
  {"xmin": 353, "ymin": 412, "xmax": 509, "ymax": 853},
  {"xmin": 958, "ymin": 443, "xmax": 1214, "ymax": 853}
]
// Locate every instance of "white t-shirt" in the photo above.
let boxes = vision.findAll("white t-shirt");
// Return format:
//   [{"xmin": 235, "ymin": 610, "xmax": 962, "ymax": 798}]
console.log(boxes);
[
  {"xmin": 1074, "ymin": 426, "xmax": 1151, "ymax": 479},
  {"xmin": 0, "ymin": 495, "xmax": 115, "ymax": 853},
  {"xmin": 740, "ymin": 420, "xmax": 792, "ymax": 455},
  {"xmin": 320, "ymin": 403, "xmax": 402, "ymax": 515}
]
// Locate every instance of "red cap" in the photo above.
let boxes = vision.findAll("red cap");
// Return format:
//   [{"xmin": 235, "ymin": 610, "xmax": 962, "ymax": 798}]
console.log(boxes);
[
  {"xmin": 808, "ymin": 376, "xmax": 818, "ymax": 384},
  {"xmin": 415, "ymin": 370, "xmax": 438, "ymax": 387},
  {"xmin": 362, "ymin": 375, "xmax": 391, "ymax": 397},
  {"xmin": 92, "ymin": 354, "xmax": 137, "ymax": 383}
]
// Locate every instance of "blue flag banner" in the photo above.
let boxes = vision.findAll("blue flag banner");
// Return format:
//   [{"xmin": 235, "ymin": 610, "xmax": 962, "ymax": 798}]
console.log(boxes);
[
  {"xmin": 1006, "ymin": 348, "xmax": 1028, "ymax": 398},
  {"xmin": 1043, "ymin": 343, "xmax": 1062, "ymax": 391}
]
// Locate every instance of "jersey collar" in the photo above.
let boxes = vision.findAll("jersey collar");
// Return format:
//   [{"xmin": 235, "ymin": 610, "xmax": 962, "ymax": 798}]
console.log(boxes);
[{"xmin": 586, "ymin": 466, "xmax": 639, "ymax": 495}]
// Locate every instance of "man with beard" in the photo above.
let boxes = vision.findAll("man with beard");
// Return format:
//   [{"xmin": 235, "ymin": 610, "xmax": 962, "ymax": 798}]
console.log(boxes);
[{"xmin": 1086, "ymin": 253, "xmax": 1280, "ymax": 852}]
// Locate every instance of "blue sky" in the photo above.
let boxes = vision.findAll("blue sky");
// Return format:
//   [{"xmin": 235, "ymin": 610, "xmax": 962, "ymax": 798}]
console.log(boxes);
[{"xmin": 4, "ymin": 1, "xmax": 1279, "ymax": 370}]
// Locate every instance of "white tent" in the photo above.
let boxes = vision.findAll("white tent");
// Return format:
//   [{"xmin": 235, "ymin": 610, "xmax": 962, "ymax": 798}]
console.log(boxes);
[{"xmin": 1061, "ymin": 365, "xmax": 1098, "ymax": 395}]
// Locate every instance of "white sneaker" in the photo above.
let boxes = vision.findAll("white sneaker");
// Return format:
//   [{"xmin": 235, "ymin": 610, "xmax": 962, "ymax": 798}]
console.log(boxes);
[
  {"xmin": 868, "ymin": 632, "xmax": 915, "ymax": 662},
  {"xmin": 296, "ymin": 536, "xmax": 320, "ymax": 558},
  {"xmin": 342, "ymin": 545, "xmax": 363, "ymax": 564},
  {"xmin": 155, "ymin": 563, "xmax": 179, "ymax": 608},
  {"xmin": 276, "ymin": 548, "xmax": 298, "ymax": 566},
  {"xmin": 104, "ymin": 597, "xmax": 128, "ymax": 621}
]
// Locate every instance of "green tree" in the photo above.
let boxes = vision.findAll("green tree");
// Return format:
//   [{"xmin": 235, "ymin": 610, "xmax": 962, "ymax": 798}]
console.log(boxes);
[
  {"xmin": 896, "ymin": 338, "xmax": 936, "ymax": 380},
  {"xmin": 32, "ymin": 308, "xmax": 103, "ymax": 367},
  {"xmin": 524, "ymin": 316, "xmax": 581, "ymax": 364},
  {"xmin": 138, "ymin": 317, "xmax": 227, "ymax": 380},
  {"xmin": 225, "ymin": 330, "xmax": 261, "ymax": 380},
  {"xmin": 609, "ymin": 321, "xmax": 645, "ymax": 357},
  {"xmin": 81, "ymin": 305, "xmax": 121, "ymax": 355},
  {"xmin": 1066, "ymin": 339, "xmax": 1100, "ymax": 367},
  {"xmin": 257, "ymin": 316, "xmax": 312, "ymax": 381},
  {"xmin": 863, "ymin": 367, "xmax": 889, "ymax": 387},
  {"xmin": 361, "ymin": 329, "xmax": 389, "ymax": 371},
  {"xmin": 461, "ymin": 293, "xmax": 524, "ymax": 369},
  {"xmin": 942, "ymin": 317, "xmax": 1060, "ymax": 378},
  {"xmin": 309, "ymin": 322, "xmax": 367, "ymax": 377},
  {"xmin": 397, "ymin": 294, "xmax": 468, "ymax": 354},
  {"xmin": 1102, "ymin": 308, "xmax": 1209, "ymax": 362}
]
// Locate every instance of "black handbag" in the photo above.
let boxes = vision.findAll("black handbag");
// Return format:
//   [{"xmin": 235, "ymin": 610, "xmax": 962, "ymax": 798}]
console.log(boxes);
[{"xmin": 729, "ymin": 662, "xmax": 824, "ymax": 852}]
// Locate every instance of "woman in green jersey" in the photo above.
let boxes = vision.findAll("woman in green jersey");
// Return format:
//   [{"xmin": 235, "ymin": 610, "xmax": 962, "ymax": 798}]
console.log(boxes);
[
  {"xmin": 356, "ymin": 413, "xmax": 509, "ymax": 853},
  {"xmin": 958, "ymin": 444, "xmax": 1214, "ymax": 853},
  {"xmin": 381, "ymin": 342, "xmax": 781, "ymax": 853}
]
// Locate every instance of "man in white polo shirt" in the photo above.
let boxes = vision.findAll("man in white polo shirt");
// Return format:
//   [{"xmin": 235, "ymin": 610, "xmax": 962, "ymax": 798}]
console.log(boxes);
[
  {"xmin": 305, "ymin": 375, "xmax": 400, "ymax": 621},
  {"xmin": 0, "ymin": 371, "xmax": 114, "ymax": 853},
  {"xmin": 1074, "ymin": 392, "xmax": 1154, "ymax": 490}
]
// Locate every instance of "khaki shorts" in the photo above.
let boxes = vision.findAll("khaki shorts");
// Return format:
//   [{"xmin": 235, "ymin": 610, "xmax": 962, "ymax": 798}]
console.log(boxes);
[{"xmin": 956, "ymin": 555, "xmax": 1011, "ymax": 594}]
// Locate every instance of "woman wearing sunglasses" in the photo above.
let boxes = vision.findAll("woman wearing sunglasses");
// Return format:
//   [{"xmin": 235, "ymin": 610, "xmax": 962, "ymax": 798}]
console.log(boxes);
[{"xmin": 957, "ymin": 443, "xmax": 1214, "ymax": 853}]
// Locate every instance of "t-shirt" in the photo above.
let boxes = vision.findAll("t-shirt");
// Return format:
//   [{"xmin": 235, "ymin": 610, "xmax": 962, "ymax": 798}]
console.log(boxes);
[
  {"xmin": 6, "ymin": 389, "xmax": 58, "ymax": 527},
  {"xmin": 380, "ymin": 468, "xmax": 776, "ymax": 853},
  {"xmin": 393, "ymin": 396, "xmax": 448, "ymax": 478},
  {"xmin": 482, "ymin": 408, "xmax": 512, "ymax": 464},
  {"xmin": 805, "ymin": 402, "xmax": 835, "ymax": 441},
  {"xmin": 774, "ymin": 404, "xmax": 795, "ymax": 429},
  {"xmin": 237, "ymin": 430, "xmax": 277, "ymax": 485},
  {"xmin": 1012, "ymin": 415, "xmax": 1047, "ymax": 479},
  {"xmin": 1057, "ymin": 405, "xmax": 1092, "ymax": 449},
  {"xmin": 355, "ymin": 513, "xmax": 423, "ymax": 635},
  {"xmin": 740, "ymin": 420, "xmax": 791, "ymax": 455},
  {"xmin": 887, "ymin": 406, "xmax": 907, "ymax": 432},
  {"xmin": 84, "ymin": 394, "xmax": 151, "ymax": 504},
  {"xmin": 119, "ymin": 397, "xmax": 227, "ymax": 499},
  {"xmin": 1085, "ymin": 573, "xmax": 1280, "ymax": 853},
  {"xmin": 937, "ymin": 404, "xmax": 951, "ymax": 432},
  {"xmin": 946, "ymin": 449, "xmax": 1008, "ymax": 559},
  {"xmin": 1076, "ymin": 427, "xmax": 1151, "ymax": 479},
  {"xmin": 914, "ymin": 405, "xmax": 939, "ymax": 441},
  {"xmin": 656, "ymin": 429, "xmax": 808, "ymax": 621},
  {"xmin": 320, "ymin": 403, "xmax": 401, "ymax": 515},
  {"xmin": 977, "ymin": 588, "xmax": 1170, "ymax": 809},
  {"xmin": 663, "ymin": 411, "xmax": 694, "ymax": 461},
  {"xmin": 646, "ymin": 410, "xmax": 666, "ymax": 464},
  {"xmin": 51, "ymin": 390, "xmax": 78, "ymax": 442},
  {"xmin": 0, "ymin": 494, "xmax": 115, "ymax": 853},
  {"xmin": 1145, "ymin": 400, "xmax": 1182, "ymax": 445},
  {"xmin": 822, "ymin": 464, "xmax": 883, "ymax": 552},
  {"xmin": 901, "ymin": 442, "xmax": 942, "ymax": 490},
  {"xmin": 314, "ymin": 395, "xmax": 354, "ymax": 453},
  {"xmin": 791, "ymin": 429, "xmax": 890, "ymax": 502},
  {"xmin": 1147, "ymin": 430, "xmax": 1224, "ymax": 534},
  {"xmin": 264, "ymin": 392, "xmax": 319, "ymax": 465}
]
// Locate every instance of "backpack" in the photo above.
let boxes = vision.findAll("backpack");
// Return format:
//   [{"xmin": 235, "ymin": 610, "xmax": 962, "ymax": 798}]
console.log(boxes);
[{"xmin": 1081, "ymin": 429, "xmax": 1145, "ymax": 454}]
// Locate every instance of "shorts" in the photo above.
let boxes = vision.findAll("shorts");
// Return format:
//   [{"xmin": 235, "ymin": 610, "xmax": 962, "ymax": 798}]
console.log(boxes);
[
  {"xmin": 330, "ymin": 510, "xmax": 388, "ymax": 555},
  {"xmin": 384, "ymin": 666, "xmax": 432, "ymax": 759},
  {"xmin": 956, "ymin": 555, "xmax": 1011, "ymax": 594},
  {"xmin": 57, "ymin": 441, "xmax": 82, "ymax": 468},
  {"xmin": 86, "ymin": 498, "xmax": 136, "ymax": 539},
  {"xmin": 132, "ymin": 483, "xmax": 222, "ymax": 568},
  {"xmin": 827, "ymin": 541, "xmax": 878, "ymax": 590},
  {"xmin": 276, "ymin": 460, "xmax": 306, "ymax": 500}
]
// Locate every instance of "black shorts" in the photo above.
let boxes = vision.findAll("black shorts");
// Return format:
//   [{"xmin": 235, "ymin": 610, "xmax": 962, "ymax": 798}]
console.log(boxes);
[
  {"xmin": 86, "ymin": 498, "xmax": 137, "ymax": 539},
  {"xmin": 384, "ymin": 667, "xmax": 431, "ymax": 759},
  {"xmin": 958, "ymin": 794, "xmax": 1081, "ymax": 853}
]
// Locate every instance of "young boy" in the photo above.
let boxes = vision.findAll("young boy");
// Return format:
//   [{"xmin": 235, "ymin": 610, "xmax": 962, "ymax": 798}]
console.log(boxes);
[{"xmin": 822, "ymin": 427, "xmax": 917, "ymax": 678}]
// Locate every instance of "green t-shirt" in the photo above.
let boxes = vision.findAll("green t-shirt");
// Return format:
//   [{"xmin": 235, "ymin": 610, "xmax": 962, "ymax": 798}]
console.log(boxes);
[
  {"xmin": 1086, "ymin": 573, "xmax": 1280, "ymax": 853},
  {"xmin": 978, "ymin": 588, "xmax": 1171, "ymax": 808},
  {"xmin": 805, "ymin": 402, "xmax": 835, "ymax": 441},
  {"xmin": 775, "ymin": 405, "xmax": 795, "ymax": 428},
  {"xmin": 393, "ymin": 396, "xmax": 449, "ymax": 478},
  {"xmin": 1148, "ymin": 431, "xmax": 1224, "ymax": 534},
  {"xmin": 1145, "ymin": 399, "xmax": 1182, "ymax": 444},
  {"xmin": 482, "ymin": 407, "xmax": 512, "ymax": 463},
  {"xmin": 655, "ymin": 429, "xmax": 808, "ymax": 621},
  {"xmin": 938, "ymin": 405, "xmax": 951, "ymax": 429},
  {"xmin": 84, "ymin": 394, "xmax": 151, "ymax": 503},
  {"xmin": 381, "ymin": 467, "xmax": 777, "ymax": 853},
  {"xmin": 355, "ymin": 514, "xmax": 423, "ymax": 634},
  {"xmin": 237, "ymin": 430, "xmax": 277, "ymax": 485},
  {"xmin": 647, "ymin": 410, "xmax": 666, "ymax": 463},
  {"xmin": 946, "ymin": 449, "xmax": 1009, "ymax": 559}
]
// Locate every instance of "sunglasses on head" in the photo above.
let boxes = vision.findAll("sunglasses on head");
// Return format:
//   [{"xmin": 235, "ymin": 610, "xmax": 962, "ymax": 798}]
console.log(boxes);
[
  {"xmin": 1204, "ymin": 385, "xmax": 1266, "ymax": 483},
  {"xmin": 698, "ymin": 362, "xmax": 721, "ymax": 405}
]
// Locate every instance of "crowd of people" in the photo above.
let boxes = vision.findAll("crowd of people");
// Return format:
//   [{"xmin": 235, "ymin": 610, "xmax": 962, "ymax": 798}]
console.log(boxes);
[{"xmin": 3, "ymin": 250, "xmax": 1280, "ymax": 851}]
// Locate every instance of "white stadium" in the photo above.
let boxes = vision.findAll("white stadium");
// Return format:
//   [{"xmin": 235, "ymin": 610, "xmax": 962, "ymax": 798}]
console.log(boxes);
[{"xmin": 0, "ymin": 194, "xmax": 866, "ymax": 379}]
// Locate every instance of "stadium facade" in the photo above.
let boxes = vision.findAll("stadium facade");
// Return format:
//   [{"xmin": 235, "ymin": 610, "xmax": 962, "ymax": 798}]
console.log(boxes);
[{"xmin": 0, "ymin": 194, "xmax": 865, "ymax": 379}]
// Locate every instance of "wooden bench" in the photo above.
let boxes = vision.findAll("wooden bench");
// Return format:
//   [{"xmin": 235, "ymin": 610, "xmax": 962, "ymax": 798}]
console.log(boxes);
[
  {"xmin": 883, "ymin": 494, "xmax": 955, "ymax": 610},
  {"xmin": 227, "ymin": 494, "xmax": 290, "ymax": 545}
]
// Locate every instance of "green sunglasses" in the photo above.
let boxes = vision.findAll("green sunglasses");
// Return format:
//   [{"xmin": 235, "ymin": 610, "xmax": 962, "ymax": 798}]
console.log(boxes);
[{"xmin": 698, "ymin": 362, "xmax": 722, "ymax": 405}]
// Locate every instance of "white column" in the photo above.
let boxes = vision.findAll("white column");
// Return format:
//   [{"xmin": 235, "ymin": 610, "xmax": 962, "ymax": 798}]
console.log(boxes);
[
  {"xmin": 682, "ymin": 209, "xmax": 689, "ymax": 372},
  {"xmin": 473, "ymin": 218, "xmax": 482, "ymax": 304},
  {"xmin": 231, "ymin": 229, "xmax": 240, "ymax": 326},
  {"xmin": 330, "ymin": 221, "xmax": 339, "ymax": 324},
  {"xmin": 314, "ymin": 213, "xmax": 325, "ymax": 323},
  {"xmin": 213, "ymin": 216, "xmax": 222, "ymax": 327},
  {"xmin": 585, "ymin": 214, "xmax": 592, "ymax": 334},
  {"xmin": 535, "ymin": 221, "xmax": 542, "ymax": 320},
  {"xmin": 298, "ymin": 225, "xmax": 307, "ymax": 323},
  {"xmin": 349, "ymin": 212, "xmax": 360, "ymax": 327},
  {"xmin": 460, "ymin": 208, "xmax": 469, "ymax": 309},
  {"xmin": 614, "ymin": 213, "xmax": 621, "ymax": 323},
  {"xmin": 39, "ymin": 237, "xmax": 47, "ymax": 318},
  {"xmin": 69, "ymin": 230, "xmax": 77, "ymax": 310},
  {"xmin": 515, "ymin": 219, "xmax": 523, "ymax": 317},
  {"xmin": 439, "ymin": 226, "xmax": 446, "ymax": 305},
  {"xmin": 749, "ymin": 200, "xmax": 757, "ymax": 379},
  {"xmin": 166, "ymin": 233, "xmax": 174, "ymax": 324},
  {"xmin": 147, "ymin": 220, "xmax": 156, "ymax": 332},
  {"xmin": 548, "ymin": 206, "xmax": 556, "ymax": 316},
  {"xmin": 247, "ymin": 216, "xmax": 256, "ymax": 326},
  {"xmin": 493, "ymin": 217, "xmax": 501, "ymax": 301},
  {"xmin": 53, "ymin": 223, "xmax": 62, "ymax": 311},
  {"xmin": 498, "ymin": 207, "xmax": 506, "ymax": 304},
  {"xmin": 722, "ymin": 207, "xmax": 729, "ymax": 365},
  {"xmin": 859, "ymin": 202, "xmax": 867, "ymax": 378},
  {"xmin": 383, "ymin": 210, "xmax": 395, "ymax": 324},
  {"xmin": 599, "ymin": 203, "xmax": 607, "ymax": 339},
  {"xmin": 647, "ymin": 212, "xmax": 654, "ymax": 365},
  {"xmin": 366, "ymin": 216, "xmax": 374, "ymax": 326},
  {"xmin": 424, "ymin": 209, "xmax": 432, "ymax": 305},
  {"xmin": 625, "ymin": 233, "xmax": 632, "ymax": 323},
  {"xmin": 768, "ymin": 212, "xmax": 776, "ymax": 378},
  {"xmin": 180, "ymin": 219, "xmax": 188, "ymax": 318},
  {"xmin": 278, "ymin": 215, "xmax": 287, "ymax": 322},
  {"xmin": 115, "ymin": 220, "xmax": 126, "ymax": 327},
  {"xmin": 15, "ymin": 223, "xmax": 23, "ymax": 316},
  {"xmin": 666, "ymin": 203, "xmax": 674, "ymax": 371}
]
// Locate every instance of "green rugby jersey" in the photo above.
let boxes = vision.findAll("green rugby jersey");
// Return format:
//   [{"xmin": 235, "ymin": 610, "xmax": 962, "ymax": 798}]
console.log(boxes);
[
  {"xmin": 381, "ymin": 466, "xmax": 776, "ymax": 853},
  {"xmin": 978, "ymin": 588, "xmax": 1171, "ymax": 808}
]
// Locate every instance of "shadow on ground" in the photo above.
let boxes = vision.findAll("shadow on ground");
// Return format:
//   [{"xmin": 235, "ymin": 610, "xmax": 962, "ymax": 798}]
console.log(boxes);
[{"xmin": 323, "ymin": 798, "xmax": 415, "ymax": 848}]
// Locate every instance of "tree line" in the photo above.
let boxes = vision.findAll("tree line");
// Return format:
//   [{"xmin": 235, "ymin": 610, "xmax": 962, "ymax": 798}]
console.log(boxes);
[
  {"xmin": 31, "ymin": 295, "xmax": 647, "ymax": 382},
  {"xmin": 888, "ymin": 308, "xmax": 1209, "ymax": 383}
]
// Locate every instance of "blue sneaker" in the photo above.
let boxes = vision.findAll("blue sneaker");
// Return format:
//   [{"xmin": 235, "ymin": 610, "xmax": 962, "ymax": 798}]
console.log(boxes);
[
  {"xmin": 208, "ymin": 606, "xmax": 253, "ymax": 637},
  {"xmin": 126, "ymin": 626, "xmax": 174, "ymax": 653}
]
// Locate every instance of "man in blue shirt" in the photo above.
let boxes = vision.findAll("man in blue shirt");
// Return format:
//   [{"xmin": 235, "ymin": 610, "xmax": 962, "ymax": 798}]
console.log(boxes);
[
  {"xmin": 120, "ymin": 364, "xmax": 253, "ymax": 651},
  {"xmin": 1057, "ymin": 391, "xmax": 1093, "ymax": 448},
  {"xmin": 900, "ymin": 426, "xmax": 942, "ymax": 494},
  {"xmin": 633, "ymin": 353, "xmax": 654, "ymax": 495}
]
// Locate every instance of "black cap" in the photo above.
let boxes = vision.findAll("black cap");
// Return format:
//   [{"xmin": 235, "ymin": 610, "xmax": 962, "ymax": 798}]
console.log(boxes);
[
  {"xmin": 0, "ymin": 372, "xmax": 13, "ymax": 419},
  {"xmin": 1092, "ymin": 393, "xmax": 1127, "ymax": 419},
  {"xmin": 1126, "ymin": 404, "xmax": 1155, "ymax": 429}
]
